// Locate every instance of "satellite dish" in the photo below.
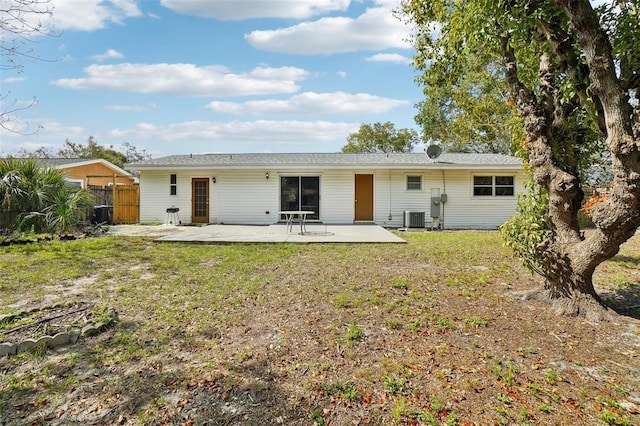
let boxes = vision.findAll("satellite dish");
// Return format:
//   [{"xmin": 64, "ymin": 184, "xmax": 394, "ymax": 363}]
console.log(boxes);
[{"xmin": 426, "ymin": 145, "xmax": 442, "ymax": 159}]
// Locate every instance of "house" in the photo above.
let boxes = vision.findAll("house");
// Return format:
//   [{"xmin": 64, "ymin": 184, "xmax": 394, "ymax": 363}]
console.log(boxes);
[
  {"xmin": 39, "ymin": 158, "xmax": 139, "ymax": 224},
  {"xmin": 37, "ymin": 158, "xmax": 136, "ymax": 188},
  {"xmin": 125, "ymin": 152, "xmax": 527, "ymax": 229}
]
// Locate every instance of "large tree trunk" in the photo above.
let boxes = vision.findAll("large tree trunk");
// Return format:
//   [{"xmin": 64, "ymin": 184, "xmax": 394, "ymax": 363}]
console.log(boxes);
[
  {"xmin": 535, "ymin": 240, "xmax": 608, "ymax": 321},
  {"xmin": 500, "ymin": 0, "xmax": 640, "ymax": 320},
  {"xmin": 555, "ymin": 0, "xmax": 640, "ymax": 317}
]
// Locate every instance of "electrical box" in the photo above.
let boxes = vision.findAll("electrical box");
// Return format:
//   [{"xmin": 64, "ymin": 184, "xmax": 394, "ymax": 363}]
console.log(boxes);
[
  {"xmin": 431, "ymin": 197, "xmax": 441, "ymax": 218},
  {"xmin": 440, "ymin": 193, "xmax": 448, "ymax": 203}
]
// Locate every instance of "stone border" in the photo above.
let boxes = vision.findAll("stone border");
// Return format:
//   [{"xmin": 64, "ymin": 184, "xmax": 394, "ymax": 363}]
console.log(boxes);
[{"xmin": 0, "ymin": 303, "xmax": 118, "ymax": 357}]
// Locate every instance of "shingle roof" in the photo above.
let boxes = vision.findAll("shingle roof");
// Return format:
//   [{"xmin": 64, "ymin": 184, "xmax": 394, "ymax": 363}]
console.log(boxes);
[
  {"xmin": 126, "ymin": 152, "xmax": 523, "ymax": 170},
  {"xmin": 34, "ymin": 158, "xmax": 86, "ymax": 167},
  {"xmin": 33, "ymin": 158, "xmax": 133, "ymax": 176}
]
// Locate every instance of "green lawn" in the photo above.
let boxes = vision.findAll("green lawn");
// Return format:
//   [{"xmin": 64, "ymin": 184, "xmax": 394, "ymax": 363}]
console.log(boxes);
[{"xmin": 1, "ymin": 231, "xmax": 638, "ymax": 425}]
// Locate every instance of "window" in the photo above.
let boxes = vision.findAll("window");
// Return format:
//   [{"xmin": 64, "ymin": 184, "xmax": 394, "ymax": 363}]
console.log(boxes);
[
  {"xmin": 170, "ymin": 174, "xmax": 177, "ymax": 196},
  {"xmin": 473, "ymin": 175, "xmax": 514, "ymax": 196},
  {"xmin": 407, "ymin": 175, "xmax": 422, "ymax": 190},
  {"xmin": 473, "ymin": 176, "xmax": 493, "ymax": 196},
  {"xmin": 65, "ymin": 179, "xmax": 83, "ymax": 190},
  {"xmin": 280, "ymin": 176, "xmax": 320, "ymax": 220},
  {"xmin": 495, "ymin": 176, "xmax": 515, "ymax": 196}
]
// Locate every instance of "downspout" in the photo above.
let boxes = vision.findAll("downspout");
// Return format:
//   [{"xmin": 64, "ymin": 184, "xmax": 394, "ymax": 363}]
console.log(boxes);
[
  {"xmin": 388, "ymin": 170, "xmax": 392, "ymax": 222},
  {"xmin": 441, "ymin": 169, "xmax": 446, "ymax": 230}
]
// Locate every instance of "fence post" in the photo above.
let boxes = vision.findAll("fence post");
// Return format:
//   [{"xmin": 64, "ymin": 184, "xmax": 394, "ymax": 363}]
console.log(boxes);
[{"xmin": 112, "ymin": 173, "xmax": 117, "ymax": 224}]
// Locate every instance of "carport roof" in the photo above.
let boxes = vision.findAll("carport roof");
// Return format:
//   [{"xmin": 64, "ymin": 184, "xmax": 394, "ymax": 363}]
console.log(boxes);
[{"xmin": 126, "ymin": 152, "xmax": 523, "ymax": 170}]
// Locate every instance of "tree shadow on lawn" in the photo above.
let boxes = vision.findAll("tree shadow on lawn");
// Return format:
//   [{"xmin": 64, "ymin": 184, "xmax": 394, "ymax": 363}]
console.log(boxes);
[
  {"xmin": 610, "ymin": 254, "xmax": 640, "ymax": 267},
  {"xmin": 95, "ymin": 360, "xmax": 305, "ymax": 425},
  {"xmin": 601, "ymin": 282, "xmax": 640, "ymax": 320},
  {"xmin": 599, "ymin": 253, "xmax": 640, "ymax": 320},
  {"xmin": 0, "ymin": 320, "xmax": 312, "ymax": 425}
]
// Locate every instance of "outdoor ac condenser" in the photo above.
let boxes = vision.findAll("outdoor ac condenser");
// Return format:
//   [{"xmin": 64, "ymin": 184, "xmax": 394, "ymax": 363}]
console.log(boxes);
[{"xmin": 404, "ymin": 211, "xmax": 425, "ymax": 228}]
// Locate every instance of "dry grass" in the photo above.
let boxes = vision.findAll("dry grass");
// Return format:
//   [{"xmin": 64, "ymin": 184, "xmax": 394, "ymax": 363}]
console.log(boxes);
[{"xmin": 0, "ymin": 231, "xmax": 639, "ymax": 425}]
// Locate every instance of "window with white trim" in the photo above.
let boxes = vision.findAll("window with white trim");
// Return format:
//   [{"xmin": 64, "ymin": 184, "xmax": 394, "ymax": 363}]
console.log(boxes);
[
  {"xmin": 473, "ymin": 175, "xmax": 514, "ymax": 196},
  {"xmin": 170, "ymin": 174, "xmax": 177, "ymax": 196},
  {"xmin": 406, "ymin": 175, "xmax": 422, "ymax": 190},
  {"xmin": 495, "ymin": 176, "xmax": 515, "ymax": 196},
  {"xmin": 65, "ymin": 179, "xmax": 83, "ymax": 189}
]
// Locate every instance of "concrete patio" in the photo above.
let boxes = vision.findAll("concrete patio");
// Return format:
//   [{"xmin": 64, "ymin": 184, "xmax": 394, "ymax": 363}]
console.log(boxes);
[{"xmin": 106, "ymin": 224, "xmax": 406, "ymax": 243}]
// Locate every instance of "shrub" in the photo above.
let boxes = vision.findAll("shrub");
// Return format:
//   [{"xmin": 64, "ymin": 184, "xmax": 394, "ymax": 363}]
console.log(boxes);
[
  {"xmin": 0, "ymin": 158, "xmax": 94, "ymax": 233},
  {"xmin": 499, "ymin": 180, "xmax": 550, "ymax": 274}
]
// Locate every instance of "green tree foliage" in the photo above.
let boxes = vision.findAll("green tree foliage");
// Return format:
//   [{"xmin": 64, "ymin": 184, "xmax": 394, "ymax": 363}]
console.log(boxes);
[
  {"xmin": 18, "ymin": 137, "xmax": 152, "ymax": 169},
  {"xmin": 0, "ymin": 157, "xmax": 94, "ymax": 233},
  {"xmin": 57, "ymin": 137, "xmax": 152, "ymax": 169},
  {"xmin": 342, "ymin": 122, "xmax": 419, "ymax": 153},
  {"xmin": 57, "ymin": 137, "xmax": 128, "ymax": 168},
  {"xmin": 400, "ymin": 0, "xmax": 640, "ymax": 319},
  {"xmin": 499, "ymin": 182, "xmax": 550, "ymax": 273},
  {"xmin": 415, "ymin": 53, "xmax": 523, "ymax": 154}
]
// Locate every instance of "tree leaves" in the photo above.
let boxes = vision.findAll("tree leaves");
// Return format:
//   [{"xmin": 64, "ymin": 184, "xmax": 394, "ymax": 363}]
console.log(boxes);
[{"xmin": 341, "ymin": 122, "xmax": 418, "ymax": 153}]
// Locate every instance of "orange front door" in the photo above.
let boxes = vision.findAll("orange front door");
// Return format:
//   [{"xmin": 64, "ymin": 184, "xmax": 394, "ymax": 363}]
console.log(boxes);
[
  {"xmin": 191, "ymin": 178, "xmax": 209, "ymax": 223},
  {"xmin": 354, "ymin": 174, "xmax": 374, "ymax": 221}
]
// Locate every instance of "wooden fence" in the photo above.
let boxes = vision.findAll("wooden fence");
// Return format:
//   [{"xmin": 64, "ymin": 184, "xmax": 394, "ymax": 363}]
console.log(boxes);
[
  {"xmin": 89, "ymin": 184, "xmax": 139, "ymax": 224},
  {"xmin": 1, "ymin": 177, "xmax": 140, "ymax": 230},
  {"xmin": 0, "ymin": 210, "xmax": 18, "ymax": 230}
]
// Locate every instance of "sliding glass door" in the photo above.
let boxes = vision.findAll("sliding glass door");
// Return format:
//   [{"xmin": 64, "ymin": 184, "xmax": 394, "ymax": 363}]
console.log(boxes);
[{"xmin": 280, "ymin": 176, "xmax": 320, "ymax": 220}]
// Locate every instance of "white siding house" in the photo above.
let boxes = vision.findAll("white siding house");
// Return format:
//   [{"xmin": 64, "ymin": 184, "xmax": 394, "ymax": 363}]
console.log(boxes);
[{"xmin": 126, "ymin": 153, "xmax": 527, "ymax": 229}]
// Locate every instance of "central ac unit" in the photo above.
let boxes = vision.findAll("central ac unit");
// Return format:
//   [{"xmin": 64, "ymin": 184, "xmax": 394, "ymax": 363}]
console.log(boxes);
[{"xmin": 404, "ymin": 211, "xmax": 425, "ymax": 228}]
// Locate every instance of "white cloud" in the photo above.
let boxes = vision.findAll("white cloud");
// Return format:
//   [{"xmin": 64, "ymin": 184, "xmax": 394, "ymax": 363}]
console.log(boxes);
[
  {"xmin": 50, "ymin": 0, "xmax": 142, "ymax": 31},
  {"xmin": 160, "ymin": 0, "xmax": 350, "ymax": 20},
  {"xmin": 0, "ymin": 119, "xmax": 86, "ymax": 155},
  {"xmin": 336, "ymin": 71, "xmax": 347, "ymax": 78},
  {"xmin": 366, "ymin": 53, "xmax": 411, "ymax": 64},
  {"xmin": 51, "ymin": 63, "xmax": 309, "ymax": 96},
  {"xmin": 2, "ymin": 77, "xmax": 27, "ymax": 83},
  {"xmin": 206, "ymin": 91, "xmax": 409, "ymax": 115},
  {"xmin": 245, "ymin": 4, "xmax": 411, "ymax": 54},
  {"xmin": 0, "ymin": 117, "xmax": 361, "ymax": 156},
  {"xmin": 2, "ymin": 0, "xmax": 141, "ymax": 37},
  {"xmin": 92, "ymin": 49, "xmax": 125, "ymax": 62},
  {"xmin": 106, "ymin": 103, "xmax": 157, "ymax": 112},
  {"xmin": 110, "ymin": 120, "xmax": 359, "ymax": 144}
]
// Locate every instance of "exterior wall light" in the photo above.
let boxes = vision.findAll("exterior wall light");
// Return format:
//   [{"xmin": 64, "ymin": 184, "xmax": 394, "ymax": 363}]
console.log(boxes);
[
  {"xmin": 212, "ymin": 177, "xmax": 217, "ymax": 184},
  {"xmin": 265, "ymin": 172, "xmax": 270, "ymax": 180}
]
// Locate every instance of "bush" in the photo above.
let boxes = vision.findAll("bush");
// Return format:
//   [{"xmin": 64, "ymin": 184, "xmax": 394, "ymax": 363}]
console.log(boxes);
[
  {"xmin": 499, "ymin": 181, "xmax": 550, "ymax": 274},
  {"xmin": 0, "ymin": 158, "xmax": 95, "ymax": 233}
]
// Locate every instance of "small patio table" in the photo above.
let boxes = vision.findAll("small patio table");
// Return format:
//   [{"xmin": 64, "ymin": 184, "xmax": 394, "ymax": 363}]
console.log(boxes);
[{"xmin": 278, "ymin": 211, "xmax": 314, "ymax": 234}]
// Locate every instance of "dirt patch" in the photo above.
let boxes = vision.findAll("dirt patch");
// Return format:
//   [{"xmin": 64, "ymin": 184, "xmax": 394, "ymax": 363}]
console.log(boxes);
[
  {"xmin": 0, "ymin": 302, "xmax": 118, "ymax": 352},
  {"xmin": 0, "ymin": 232, "xmax": 639, "ymax": 425}
]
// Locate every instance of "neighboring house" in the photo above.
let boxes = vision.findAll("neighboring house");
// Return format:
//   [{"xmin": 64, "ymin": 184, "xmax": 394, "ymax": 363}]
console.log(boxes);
[
  {"xmin": 125, "ymin": 152, "xmax": 527, "ymax": 229},
  {"xmin": 39, "ymin": 158, "xmax": 139, "ymax": 224},
  {"xmin": 38, "ymin": 158, "xmax": 136, "ymax": 188}
]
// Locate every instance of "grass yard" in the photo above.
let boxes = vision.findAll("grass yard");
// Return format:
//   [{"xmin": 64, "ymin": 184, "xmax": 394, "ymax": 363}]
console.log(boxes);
[{"xmin": 0, "ymin": 230, "xmax": 639, "ymax": 425}]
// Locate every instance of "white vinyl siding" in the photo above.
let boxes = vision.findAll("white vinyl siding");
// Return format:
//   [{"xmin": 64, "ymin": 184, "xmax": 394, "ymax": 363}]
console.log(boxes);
[
  {"xmin": 214, "ymin": 171, "xmax": 278, "ymax": 224},
  {"xmin": 139, "ymin": 171, "xmax": 192, "ymax": 224},
  {"xmin": 443, "ymin": 171, "xmax": 521, "ymax": 229},
  {"xmin": 320, "ymin": 171, "xmax": 352, "ymax": 223},
  {"xmin": 138, "ymin": 168, "xmax": 525, "ymax": 229},
  {"xmin": 372, "ymin": 170, "xmax": 525, "ymax": 229}
]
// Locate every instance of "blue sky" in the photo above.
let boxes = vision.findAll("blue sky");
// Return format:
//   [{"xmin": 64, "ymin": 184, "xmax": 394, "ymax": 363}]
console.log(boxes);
[{"xmin": 1, "ymin": 0, "xmax": 424, "ymax": 158}]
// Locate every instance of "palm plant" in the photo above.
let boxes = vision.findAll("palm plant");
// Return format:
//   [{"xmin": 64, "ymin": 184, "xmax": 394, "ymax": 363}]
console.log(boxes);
[
  {"xmin": 40, "ymin": 189, "xmax": 95, "ymax": 233},
  {"xmin": 0, "ymin": 158, "xmax": 95, "ymax": 233}
]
